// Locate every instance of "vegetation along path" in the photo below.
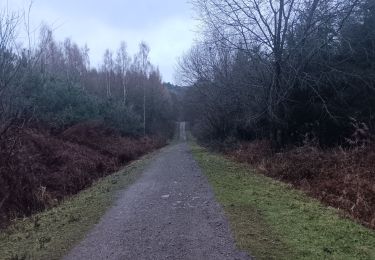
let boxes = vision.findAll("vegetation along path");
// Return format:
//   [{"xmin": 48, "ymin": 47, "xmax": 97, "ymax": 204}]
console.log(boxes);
[{"xmin": 64, "ymin": 123, "xmax": 249, "ymax": 260}]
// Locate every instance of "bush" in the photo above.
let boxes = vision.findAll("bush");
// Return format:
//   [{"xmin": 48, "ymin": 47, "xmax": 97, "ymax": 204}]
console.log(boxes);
[
  {"xmin": 0, "ymin": 123, "xmax": 165, "ymax": 226},
  {"xmin": 31, "ymin": 81, "xmax": 100, "ymax": 129},
  {"xmin": 227, "ymin": 141, "xmax": 375, "ymax": 229},
  {"xmin": 100, "ymin": 102, "xmax": 142, "ymax": 136},
  {"xmin": 28, "ymin": 80, "xmax": 143, "ymax": 137}
]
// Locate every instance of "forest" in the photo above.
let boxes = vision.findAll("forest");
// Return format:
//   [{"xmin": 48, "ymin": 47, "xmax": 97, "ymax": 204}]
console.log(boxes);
[
  {"xmin": 179, "ymin": 0, "xmax": 375, "ymax": 228},
  {"xmin": 0, "ymin": 9, "xmax": 178, "ymax": 225},
  {"xmin": 0, "ymin": 1, "xmax": 375, "ymax": 259},
  {"xmin": 0, "ymin": 0, "xmax": 374, "ymax": 234}
]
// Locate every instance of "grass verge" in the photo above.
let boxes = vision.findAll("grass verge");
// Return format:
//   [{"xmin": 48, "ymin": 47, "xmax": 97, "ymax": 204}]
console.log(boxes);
[
  {"xmin": 0, "ymin": 150, "xmax": 158, "ymax": 260},
  {"xmin": 190, "ymin": 143, "xmax": 375, "ymax": 260}
]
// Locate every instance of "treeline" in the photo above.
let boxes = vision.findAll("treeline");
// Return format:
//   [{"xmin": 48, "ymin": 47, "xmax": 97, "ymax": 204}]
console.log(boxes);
[
  {"xmin": 0, "ymin": 10, "xmax": 176, "ymax": 139},
  {"xmin": 179, "ymin": 0, "xmax": 375, "ymax": 228},
  {"xmin": 180, "ymin": 0, "xmax": 375, "ymax": 148},
  {"xmin": 0, "ymin": 9, "xmax": 177, "ymax": 223}
]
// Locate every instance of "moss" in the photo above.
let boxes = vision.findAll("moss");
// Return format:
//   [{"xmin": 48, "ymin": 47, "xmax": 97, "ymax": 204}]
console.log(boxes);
[
  {"xmin": 0, "ymin": 151, "xmax": 156, "ymax": 260},
  {"xmin": 191, "ymin": 143, "xmax": 375, "ymax": 260}
]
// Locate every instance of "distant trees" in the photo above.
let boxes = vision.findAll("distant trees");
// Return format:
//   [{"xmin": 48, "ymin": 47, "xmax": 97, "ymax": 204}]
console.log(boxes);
[
  {"xmin": 0, "ymin": 7, "xmax": 176, "ymax": 139},
  {"xmin": 0, "ymin": 10, "xmax": 20, "ymax": 136},
  {"xmin": 181, "ymin": 0, "xmax": 374, "ymax": 147},
  {"xmin": 0, "ymin": 9, "xmax": 37, "ymax": 137},
  {"xmin": 134, "ymin": 42, "xmax": 151, "ymax": 136},
  {"xmin": 103, "ymin": 49, "xmax": 114, "ymax": 99},
  {"xmin": 116, "ymin": 42, "xmax": 131, "ymax": 105}
]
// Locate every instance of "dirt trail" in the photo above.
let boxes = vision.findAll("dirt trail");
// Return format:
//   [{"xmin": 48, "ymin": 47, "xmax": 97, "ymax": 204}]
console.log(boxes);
[{"xmin": 64, "ymin": 123, "xmax": 250, "ymax": 260}]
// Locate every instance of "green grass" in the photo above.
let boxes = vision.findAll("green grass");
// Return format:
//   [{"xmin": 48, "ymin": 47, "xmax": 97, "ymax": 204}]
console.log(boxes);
[
  {"xmin": 0, "ymin": 150, "xmax": 158, "ymax": 260},
  {"xmin": 191, "ymin": 143, "xmax": 375, "ymax": 260}
]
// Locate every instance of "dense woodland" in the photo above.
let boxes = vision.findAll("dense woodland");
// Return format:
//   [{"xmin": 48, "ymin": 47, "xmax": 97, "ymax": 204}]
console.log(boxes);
[
  {"xmin": 180, "ymin": 0, "xmax": 375, "ymax": 148},
  {"xmin": 1, "ymin": 0, "xmax": 375, "ymax": 229},
  {"xmin": 0, "ymin": 9, "xmax": 177, "ymax": 223},
  {"xmin": 179, "ymin": 0, "xmax": 375, "ymax": 228},
  {"xmin": 0, "ymin": 20, "xmax": 176, "ymax": 138}
]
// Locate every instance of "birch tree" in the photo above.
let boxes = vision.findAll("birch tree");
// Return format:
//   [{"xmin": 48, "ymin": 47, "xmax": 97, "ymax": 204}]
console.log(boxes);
[
  {"xmin": 103, "ymin": 49, "xmax": 114, "ymax": 99},
  {"xmin": 135, "ymin": 42, "xmax": 150, "ymax": 135},
  {"xmin": 116, "ymin": 41, "xmax": 131, "ymax": 104}
]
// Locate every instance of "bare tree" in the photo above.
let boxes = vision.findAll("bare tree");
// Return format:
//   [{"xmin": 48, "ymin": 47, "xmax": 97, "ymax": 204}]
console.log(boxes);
[
  {"xmin": 0, "ymin": 9, "xmax": 22, "ymax": 136},
  {"xmin": 103, "ymin": 49, "xmax": 114, "ymax": 99},
  {"xmin": 116, "ymin": 41, "xmax": 131, "ymax": 104},
  {"xmin": 192, "ymin": 0, "xmax": 360, "ymax": 147},
  {"xmin": 134, "ymin": 42, "xmax": 151, "ymax": 135}
]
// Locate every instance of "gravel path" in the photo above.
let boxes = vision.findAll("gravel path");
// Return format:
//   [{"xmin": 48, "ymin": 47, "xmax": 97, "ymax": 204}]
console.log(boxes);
[{"xmin": 64, "ymin": 124, "xmax": 250, "ymax": 260}]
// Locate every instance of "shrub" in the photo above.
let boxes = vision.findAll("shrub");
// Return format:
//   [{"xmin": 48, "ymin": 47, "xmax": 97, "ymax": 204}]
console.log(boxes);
[
  {"xmin": 31, "ymin": 81, "xmax": 100, "ymax": 129},
  {"xmin": 227, "ymin": 141, "xmax": 375, "ymax": 229},
  {"xmin": 0, "ymin": 123, "xmax": 165, "ymax": 226},
  {"xmin": 100, "ymin": 102, "xmax": 142, "ymax": 136}
]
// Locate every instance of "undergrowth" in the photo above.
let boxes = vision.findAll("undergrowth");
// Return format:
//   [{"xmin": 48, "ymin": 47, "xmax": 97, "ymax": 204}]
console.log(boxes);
[
  {"xmin": 0, "ymin": 121, "xmax": 165, "ymax": 225},
  {"xmin": 191, "ymin": 143, "xmax": 375, "ymax": 260},
  {"xmin": 0, "ymin": 150, "xmax": 157, "ymax": 260},
  {"xmin": 228, "ymin": 140, "xmax": 375, "ymax": 228}
]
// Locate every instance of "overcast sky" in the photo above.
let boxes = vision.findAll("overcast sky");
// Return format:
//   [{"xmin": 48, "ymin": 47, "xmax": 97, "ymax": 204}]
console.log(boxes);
[{"xmin": 2, "ymin": 0, "xmax": 198, "ymax": 83}]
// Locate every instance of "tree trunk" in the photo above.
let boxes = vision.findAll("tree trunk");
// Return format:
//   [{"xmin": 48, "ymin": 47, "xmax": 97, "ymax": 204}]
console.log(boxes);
[{"xmin": 143, "ymin": 86, "xmax": 146, "ymax": 136}]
